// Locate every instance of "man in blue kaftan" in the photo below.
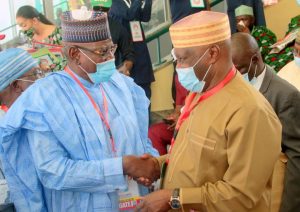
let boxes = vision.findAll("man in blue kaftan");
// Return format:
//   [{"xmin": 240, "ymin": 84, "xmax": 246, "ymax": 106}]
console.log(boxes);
[{"xmin": 0, "ymin": 8, "xmax": 158, "ymax": 212}]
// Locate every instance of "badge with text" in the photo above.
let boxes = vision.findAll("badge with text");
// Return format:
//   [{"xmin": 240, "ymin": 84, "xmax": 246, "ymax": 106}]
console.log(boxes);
[
  {"xmin": 130, "ymin": 21, "xmax": 144, "ymax": 42},
  {"xmin": 190, "ymin": 0, "xmax": 205, "ymax": 8},
  {"xmin": 119, "ymin": 179, "xmax": 141, "ymax": 211}
]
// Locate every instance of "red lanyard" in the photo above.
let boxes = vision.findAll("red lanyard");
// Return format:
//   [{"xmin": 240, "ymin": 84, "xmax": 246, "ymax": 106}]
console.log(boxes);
[
  {"xmin": 0, "ymin": 105, "xmax": 8, "ymax": 112},
  {"xmin": 167, "ymin": 67, "xmax": 236, "ymax": 164},
  {"xmin": 65, "ymin": 66, "xmax": 117, "ymax": 155}
]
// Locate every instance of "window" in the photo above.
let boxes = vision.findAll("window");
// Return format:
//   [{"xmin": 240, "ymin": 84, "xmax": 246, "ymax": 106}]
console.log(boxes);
[
  {"xmin": 53, "ymin": 0, "xmax": 70, "ymax": 27},
  {"xmin": 143, "ymin": 0, "xmax": 170, "ymax": 35}
]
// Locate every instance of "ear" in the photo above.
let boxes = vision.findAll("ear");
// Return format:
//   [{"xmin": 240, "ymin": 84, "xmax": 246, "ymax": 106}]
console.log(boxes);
[
  {"xmin": 252, "ymin": 54, "xmax": 259, "ymax": 64},
  {"xmin": 69, "ymin": 47, "xmax": 80, "ymax": 62},
  {"xmin": 10, "ymin": 81, "xmax": 23, "ymax": 93},
  {"xmin": 208, "ymin": 45, "xmax": 220, "ymax": 64},
  {"xmin": 250, "ymin": 16, "xmax": 255, "ymax": 25},
  {"xmin": 32, "ymin": 17, "xmax": 39, "ymax": 24}
]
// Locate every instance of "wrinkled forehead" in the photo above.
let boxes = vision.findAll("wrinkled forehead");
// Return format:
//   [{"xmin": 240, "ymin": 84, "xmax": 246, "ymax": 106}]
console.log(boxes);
[
  {"xmin": 236, "ymin": 15, "xmax": 253, "ymax": 21},
  {"xmin": 173, "ymin": 45, "xmax": 210, "ymax": 58},
  {"xmin": 64, "ymin": 38, "xmax": 114, "ymax": 50}
]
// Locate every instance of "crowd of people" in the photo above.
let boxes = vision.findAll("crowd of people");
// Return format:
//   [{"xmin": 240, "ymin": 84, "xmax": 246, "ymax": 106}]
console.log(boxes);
[{"xmin": 0, "ymin": 0, "xmax": 299, "ymax": 212}]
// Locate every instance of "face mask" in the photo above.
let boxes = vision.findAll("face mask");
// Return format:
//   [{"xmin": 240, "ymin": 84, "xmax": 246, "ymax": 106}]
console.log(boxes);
[
  {"xmin": 294, "ymin": 55, "xmax": 300, "ymax": 68},
  {"xmin": 79, "ymin": 49, "xmax": 116, "ymax": 84},
  {"xmin": 243, "ymin": 55, "xmax": 257, "ymax": 85},
  {"xmin": 176, "ymin": 49, "xmax": 212, "ymax": 92}
]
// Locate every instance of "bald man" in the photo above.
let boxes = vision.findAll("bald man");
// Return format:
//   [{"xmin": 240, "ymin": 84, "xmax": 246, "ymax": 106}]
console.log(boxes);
[{"xmin": 232, "ymin": 32, "xmax": 300, "ymax": 212}]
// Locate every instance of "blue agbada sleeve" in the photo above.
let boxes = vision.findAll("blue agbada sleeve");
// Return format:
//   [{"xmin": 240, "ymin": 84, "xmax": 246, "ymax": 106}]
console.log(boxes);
[
  {"xmin": 123, "ymin": 76, "xmax": 159, "ymax": 157},
  {"xmin": 27, "ymin": 130, "xmax": 126, "ymax": 192}
]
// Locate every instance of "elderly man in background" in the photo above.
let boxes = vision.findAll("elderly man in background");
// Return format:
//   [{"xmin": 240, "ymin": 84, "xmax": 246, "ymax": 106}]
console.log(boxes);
[
  {"xmin": 232, "ymin": 32, "xmax": 300, "ymax": 212},
  {"xmin": 278, "ymin": 30, "xmax": 300, "ymax": 91},
  {"xmin": 226, "ymin": 0, "xmax": 266, "ymax": 33},
  {"xmin": 135, "ymin": 11, "xmax": 281, "ymax": 212},
  {"xmin": 0, "ymin": 48, "xmax": 42, "ymax": 212},
  {"xmin": 0, "ymin": 9, "xmax": 159, "ymax": 212},
  {"xmin": 234, "ymin": 5, "xmax": 277, "ymax": 60}
]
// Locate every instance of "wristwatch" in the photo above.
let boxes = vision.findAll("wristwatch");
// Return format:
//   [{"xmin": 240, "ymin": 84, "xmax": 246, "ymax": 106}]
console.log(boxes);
[{"xmin": 170, "ymin": 188, "xmax": 181, "ymax": 209}]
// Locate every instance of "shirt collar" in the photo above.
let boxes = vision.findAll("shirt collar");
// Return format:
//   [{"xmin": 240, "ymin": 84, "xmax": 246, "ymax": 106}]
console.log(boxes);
[{"xmin": 253, "ymin": 65, "xmax": 267, "ymax": 90}]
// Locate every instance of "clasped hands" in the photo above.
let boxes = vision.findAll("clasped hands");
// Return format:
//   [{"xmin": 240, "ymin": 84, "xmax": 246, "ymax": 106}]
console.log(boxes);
[{"xmin": 123, "ymin": 154, "xmax": 160, "ymax": 187}]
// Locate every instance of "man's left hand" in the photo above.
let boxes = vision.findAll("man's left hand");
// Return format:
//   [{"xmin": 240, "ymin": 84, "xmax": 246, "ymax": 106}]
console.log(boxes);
[
  {"xmin": 135, "ymin": 189, "xmax": 172, "ymax": 212},
  {"xmin": 118, "ymin": 64, "xmax": 130, "ymax": 76}
]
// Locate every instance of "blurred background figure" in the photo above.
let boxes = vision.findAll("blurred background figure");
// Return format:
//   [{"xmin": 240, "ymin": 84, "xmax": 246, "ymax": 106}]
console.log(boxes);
[
  {"xmin": 109, "ymin": 0, "xmax": 155, "ymax": 101},
  {"xmin": 16, "ymin": 5, "xmax": 65, "ymax": 72},
  {"xmin": 16, "ymin": 5, "xmax": 62, "ymax": 47},
  {"xmin": 93, "ymin": 4, "xmax": 135, "ymax": 76},
  {"xmin": 55, "ymin": 8, "xmax": 63, "ymax": 27},
  {"xmin": 265, "ymin": 15, "xmax": 300, "ymax": 72},
  {"xmin": 226, "ymin": 0, "xmax": 266, "ymax": 33},
  {"xmin": 0, "ymin": 48, "xmax": 43, "ymax": 212},
  {"xmin": 278, "ymin": 30, "xmax": 300, "ymax": 91},
  {"xmin": 234, "ymin": 5, "xmax": 277, "ymax": 59}
]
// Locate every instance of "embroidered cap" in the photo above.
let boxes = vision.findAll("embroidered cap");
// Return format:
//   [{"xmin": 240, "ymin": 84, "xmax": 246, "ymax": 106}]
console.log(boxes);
[
  {"xmin": 169, "ymin": 11, "xmax": 231, "ymax": 48},
  {"xmin": 235, "ymin": 5, "xmax": 254, "ymax": 17},
  {"xmin": 0, "ymin": 48, "xmax": 38, "ymax": 92},
  {"xmin": 61, "ymin": 6, "xmax": 111, "ymax": 43}
]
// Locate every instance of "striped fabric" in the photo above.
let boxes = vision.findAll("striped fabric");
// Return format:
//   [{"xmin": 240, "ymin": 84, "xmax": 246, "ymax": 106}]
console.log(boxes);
[
  {"xmin": 0, "ymin": 48, "xmax": 37, "ymax": 92},
  {"xmin": 169, "ymin": 11, "xmax": 231, "ymax": 48}
]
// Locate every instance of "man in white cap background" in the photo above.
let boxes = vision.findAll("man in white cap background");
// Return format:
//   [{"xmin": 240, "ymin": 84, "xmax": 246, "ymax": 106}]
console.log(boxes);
[
  {"xmin": 235, "ymin": 5, "xmax": 277, "ymax": 60},
  {"xmin": 0, "ymin": 8, "xmax": 159, "ymax": 212},
  {"xmin": 0, "ymin": 48, "xmax": 42, "ymax": 212}
]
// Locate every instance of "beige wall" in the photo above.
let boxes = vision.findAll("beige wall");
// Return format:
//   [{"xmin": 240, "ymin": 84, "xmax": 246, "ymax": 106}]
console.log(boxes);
[
  {"xmin": 264, "ymin": 0, "xmax": 300, "ymax": 39},
  {"xmin": 150, "ymin": 62, "xmax": 174, "ymax": 112}
]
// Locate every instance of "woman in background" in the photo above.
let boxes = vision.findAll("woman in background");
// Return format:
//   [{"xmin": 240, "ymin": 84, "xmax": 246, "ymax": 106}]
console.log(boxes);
[{"xmin": 16, "ymin": 5, "xmax": 64, "ymax": 71}]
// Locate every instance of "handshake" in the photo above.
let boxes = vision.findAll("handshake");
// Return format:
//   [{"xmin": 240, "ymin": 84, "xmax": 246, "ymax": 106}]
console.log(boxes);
[{"xmin": 122, "ymin": 154, "xmax": 161, "ymax": 187}]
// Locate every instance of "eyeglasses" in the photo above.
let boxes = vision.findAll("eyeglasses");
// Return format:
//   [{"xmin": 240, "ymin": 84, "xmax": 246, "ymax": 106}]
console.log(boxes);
[
  {"xmin": 16, "ymin": 69, "xmax": 45, "ymax": 81},
  {"xmin": 77, "ymin": 44, "xmax": 118, "ymax": 59},
  {"xmin": 293, "ymin": 48, "xmax": 300, "ymax": 57},
  {"xmin": 171, "ymin": 48, "xmax": 177, "ymax": 61}
]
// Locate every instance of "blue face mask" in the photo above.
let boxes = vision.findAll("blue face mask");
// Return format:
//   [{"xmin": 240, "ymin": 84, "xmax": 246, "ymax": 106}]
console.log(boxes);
[
  {"xmin": 176, "ymin": 49, "xmax": 212, "ymax": 93},
  {"xmin": 79, "ymin": 49, "xmax": 116, "ymax": 84},
  {"xmin": 242, "ymin": 55, "xmax": 257, "ymax": 85},
  {"xmin": 294, "ymin": 55, "xmax": 300, "ymax": 68}
]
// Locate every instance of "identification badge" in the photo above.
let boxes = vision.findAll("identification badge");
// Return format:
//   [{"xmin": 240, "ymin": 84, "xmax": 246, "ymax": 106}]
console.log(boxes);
[
  {"xmin": 190, "ymin": 0, "xmax": 205, "ymax": 8},
  {"xmin": 119, "ymin": 179, "xmax": 141, "ymax": 211},
  {"xmin": 130, "ymin": 21, "xmax": 144, "ymax": 42}
]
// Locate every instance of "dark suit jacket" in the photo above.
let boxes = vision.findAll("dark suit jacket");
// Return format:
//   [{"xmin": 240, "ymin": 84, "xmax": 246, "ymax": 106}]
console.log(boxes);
[
  {"xmin": 108, "ymin": 18, "xmax": 135, "ymax": 68},
  {"xmin": 226, "ymin": 0, "xmax": 266, "ymax": 33},
  {"xmin": 260, "ymin": 66, "xmax": 300, "ymax": 212}
]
